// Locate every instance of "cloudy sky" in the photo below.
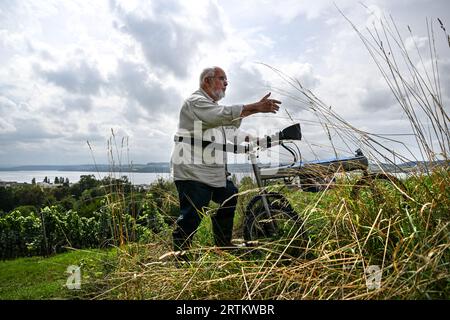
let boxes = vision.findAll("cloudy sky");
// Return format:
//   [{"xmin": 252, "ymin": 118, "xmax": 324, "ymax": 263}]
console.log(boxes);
[{"xmin": 1, "ymin": 0, "xmax": 449, "ymax": 166}]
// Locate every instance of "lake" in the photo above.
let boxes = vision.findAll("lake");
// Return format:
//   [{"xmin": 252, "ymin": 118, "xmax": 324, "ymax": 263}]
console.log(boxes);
[
  {"xmin": 0, "ymin": 171, "xmax": 252, "ymax": 185},
  {"xmin": 0, "ymin": 171, "xmax": 172, "ymax": 185}
]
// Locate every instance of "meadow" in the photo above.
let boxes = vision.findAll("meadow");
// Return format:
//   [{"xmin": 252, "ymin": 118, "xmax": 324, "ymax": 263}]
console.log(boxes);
[
  {"xmin": 80, "ymin": 169, "xmax": 449, "ymax": 300},
  {"xmin": 1, "ymin": 168, "xmax": 447, "ymax": 300}
]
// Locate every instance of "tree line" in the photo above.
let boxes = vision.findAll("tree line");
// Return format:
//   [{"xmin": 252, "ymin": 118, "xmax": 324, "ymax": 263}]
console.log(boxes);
[
  {"xmin": 33, "ymin": 176, "xmax": 70, "ymax": 185},
  {"xmin": 0, "ymin": 175, "xmax": 179, "ymax": 259}
]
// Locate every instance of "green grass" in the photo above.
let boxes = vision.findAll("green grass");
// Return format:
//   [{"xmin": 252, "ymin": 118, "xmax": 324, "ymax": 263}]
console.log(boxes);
[
  {"xmin": 1, "ymin": 170, "xmax": 448, "ymax": 300},
  {"xmin": 92, "ymin": 169, "xmax": 449, "ymax": 300},
  {"xmin": 0, "ymin": 248, "xmax": 117, "ymax": 300}
]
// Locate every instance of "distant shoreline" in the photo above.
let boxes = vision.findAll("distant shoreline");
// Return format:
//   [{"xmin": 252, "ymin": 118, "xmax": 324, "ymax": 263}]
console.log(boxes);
[
  {"xmin": 0, "ymin": 170, "xmax": 173, "ymax": 186},
  {"xmin": 0, "ymin": 163, "xmax": 252, "ymax": 173},
  {"xmin": 0, "ymin": 160, "xmax": 446, "ymax": 173},
  {"xmin": 0, "ymin": 164, "xmax": 170, "ymax": 173}
]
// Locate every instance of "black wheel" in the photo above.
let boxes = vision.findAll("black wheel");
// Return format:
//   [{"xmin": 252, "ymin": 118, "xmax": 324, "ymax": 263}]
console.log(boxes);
[
  {"xmin": 243, "ymin": 193, "xmax": 306, "ymax": 258},
  {"xmin": 351, "ymin": 173, "xmax": 408, "ymax": 204}
]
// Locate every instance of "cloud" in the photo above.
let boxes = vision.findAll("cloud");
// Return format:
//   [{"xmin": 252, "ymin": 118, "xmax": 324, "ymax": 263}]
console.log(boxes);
[
  {"xmin": 112, "ymin": 59, "xmax": 181, "ymax": 117},
  {"xmin": 0, "ymin": 0, "xmax": 449, "ymax": 166},
  {"xmin": 111, "ymin": 0, "xmax": 226, "ymax": 78},
  {"xmin": 0, "ymin": 95, "xmax": 17, "ymax": 114},
  {"xmin": 225, "ymin": 63, "xmax": 269, "ymax": 104},
  {"xmin": 439, "ymin": 59, "xmax": 450, "ymax": 101},
  {"xmin": 0, "ymin": 1, "xmax": 58, "ymax": 33},
  {"xmin": 63, "ymin": 96, "xmax": 93, "ymax": 112},
  {"xmin": 275, "ymin": 62, "xmax": 320, "ymax": 91},
  {"xmin": 37, "ymin": 60, "xmax": 105, "ymax": 95},
  {"xmin": 359, "ymin": 85, "xmax": 397, "ymax": 112},
  {"xmin": 0, "ymin": 117, "xmax": 60, "ymax": 143}
]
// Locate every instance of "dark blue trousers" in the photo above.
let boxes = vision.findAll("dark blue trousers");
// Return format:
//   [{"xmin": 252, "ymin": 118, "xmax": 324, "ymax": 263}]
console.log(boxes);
[{"xmin": 173, "ymin": 179, "xmax": 238, "ymax": 251}]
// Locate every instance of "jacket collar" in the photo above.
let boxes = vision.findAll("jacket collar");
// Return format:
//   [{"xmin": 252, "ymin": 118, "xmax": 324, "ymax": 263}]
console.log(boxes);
[{"xmin": 198, "ymin": 87, "xmax": 216, "ymax": 103}]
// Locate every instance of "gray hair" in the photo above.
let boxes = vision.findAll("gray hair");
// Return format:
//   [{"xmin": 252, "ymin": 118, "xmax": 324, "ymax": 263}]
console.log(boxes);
[{"xmin": 199, "ymin": 67, "xmax": 218, "ymax": 86}]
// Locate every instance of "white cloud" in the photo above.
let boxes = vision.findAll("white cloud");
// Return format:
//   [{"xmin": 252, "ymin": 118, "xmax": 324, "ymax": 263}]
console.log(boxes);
[
  {"xmin": 37, "ymin": 60, "xmax": 105, "ymax": 95},
  {"xmin": 0, "ymin": 0, "xmax": 448, "ymax": 166},
  {"xmin": 111, "ymin": 0, "xmax": 227, "ymax": 78}
]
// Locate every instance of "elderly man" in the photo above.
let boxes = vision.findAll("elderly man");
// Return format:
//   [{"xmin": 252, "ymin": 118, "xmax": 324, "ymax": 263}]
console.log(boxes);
[{"xmin": 170, "ymin": 66, "xmax": 281, "ymax": 254}]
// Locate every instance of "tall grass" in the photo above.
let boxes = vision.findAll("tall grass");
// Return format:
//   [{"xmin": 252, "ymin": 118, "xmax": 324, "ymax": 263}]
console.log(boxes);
[
  {"xmin": 89, "ymin": 167, "xmax": 448, "ymax": 299},
  {"xmin": 83, "ymin": 183, "xmax": 449, "ymax": 298},
  {"xmin": 337, "ymin": 7, "xmax": 449, "ymax": 167},
  {"xmin": 87, "ymin": 130, "xmax": 142, "ymax": 251},
  {"xmin": 89, "ymin": 13, "xmax": 449, "ymax": 300}
]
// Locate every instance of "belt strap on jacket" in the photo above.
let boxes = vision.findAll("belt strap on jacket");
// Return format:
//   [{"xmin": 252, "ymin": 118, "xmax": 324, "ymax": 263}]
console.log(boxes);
[
  {"xmin": 174, "ymin": 136, "xmax": 250, "ymax": 154},
  {"xmin": 175, "ymin": 136, "xmax": 212, "ymax": 149}
]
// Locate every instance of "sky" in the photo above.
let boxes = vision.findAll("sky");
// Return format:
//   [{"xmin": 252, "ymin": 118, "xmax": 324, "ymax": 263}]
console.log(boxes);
[{"xmin": 0, "ymin": 0, "xmax": 449, "ymax": 166}]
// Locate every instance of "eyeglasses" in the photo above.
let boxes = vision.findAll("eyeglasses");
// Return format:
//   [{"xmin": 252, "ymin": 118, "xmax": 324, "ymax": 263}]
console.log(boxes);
[{"xmin": 209, "ymin": 76, "xmax": 228, "ymax": 82}]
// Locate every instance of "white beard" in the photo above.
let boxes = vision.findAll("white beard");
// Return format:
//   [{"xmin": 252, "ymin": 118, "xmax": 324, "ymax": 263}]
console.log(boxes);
[{"xmin": 215, "ymin": 89, "xmax": 225, "ymax": 101}]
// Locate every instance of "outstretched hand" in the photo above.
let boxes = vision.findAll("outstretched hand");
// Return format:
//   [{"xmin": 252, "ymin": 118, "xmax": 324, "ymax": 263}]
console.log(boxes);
[
  {"xmin": 240, "ymin": 92, "xmax": 282, "ymax": 118},
  {"xmin": 258, "ymin": 92, "xmax": 281, "ymax": 113}
]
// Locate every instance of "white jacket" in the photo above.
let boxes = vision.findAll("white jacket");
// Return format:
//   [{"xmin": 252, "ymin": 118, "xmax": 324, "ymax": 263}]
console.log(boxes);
[{"xmin": 170, "ymin": 88, "xmax": 243, "ymax": 187}]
